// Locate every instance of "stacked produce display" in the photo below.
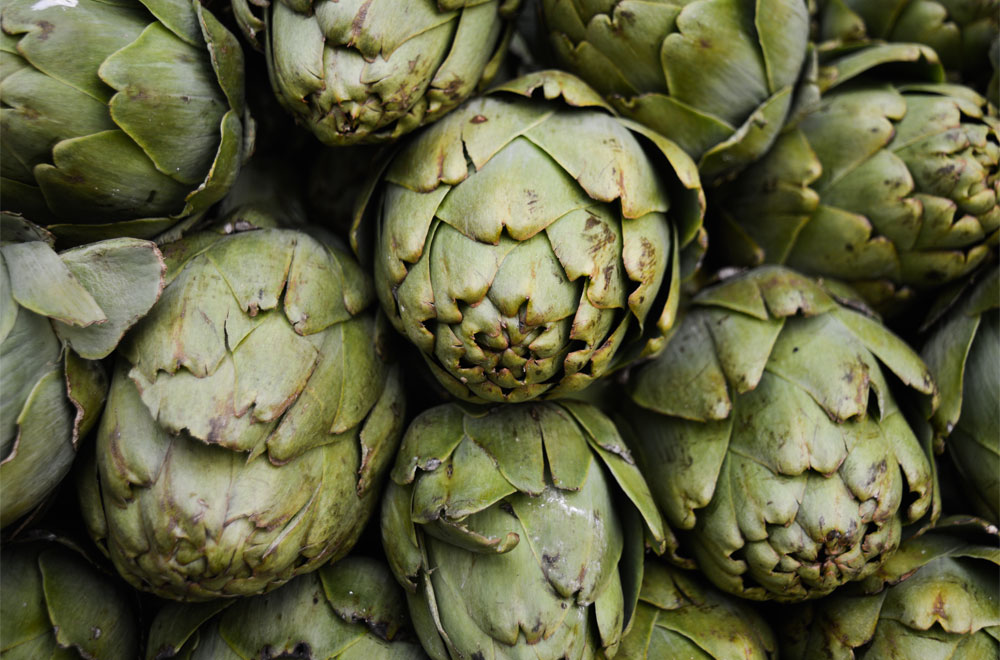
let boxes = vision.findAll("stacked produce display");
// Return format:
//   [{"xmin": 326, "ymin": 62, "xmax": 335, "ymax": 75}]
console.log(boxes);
[{"xmin": 1, "ymin": 0, "xmax": 997, "ymax": 658}]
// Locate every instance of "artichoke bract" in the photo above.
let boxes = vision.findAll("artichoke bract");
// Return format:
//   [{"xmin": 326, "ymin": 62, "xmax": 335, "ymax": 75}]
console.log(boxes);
[
  {"xmin": 0, "ymin": 534, "xmax": 140, "ymax": 659},
  {"xmin": 619, "ymin": 560, "xmax": 777, "ymax": 659},
  {"xmin": 381, "ymin": 400, "xmax": 677, "ymax": 659},
  {"xmin": 233, "ymin": 0, "xmax": 520, "ymax": 146},
  {"xmin": 0, "ymin": 0, "xmax": 252, "ymax": 243},
  {"xmin": 716, "ymin": 44, "xmax": 999, "ymax": 311},
  {"xmin": 922, "ymin": 266, "xmax": 999, "ymax": 522},
  {"xmin": 816, "ymin": 0, "xmax": 999, "ymax": 85},
  {"xmin": 781, "ymin": 518, "xmax": 1000, "ymax": 658},
  {"xmin": 541, "ymin": 0, "xmax": 811, "ymax": 180},
  {"xmin": 0, "ymin": 214, "xmax": 164, "ymax": 530},
  {"xmin": 624, "ymin": 266, "xmax": 938, "ymax": 601},
  {"xmin": 147, "ymin": 556, "xmax": 425, "ymax": 659},
  {"xmin": 353, "ymin": 71, "xmax": 705, "ymax": 404},
  {"xmin": 78, "ymin": 211, "xmax": 406, "ymax": 601}
]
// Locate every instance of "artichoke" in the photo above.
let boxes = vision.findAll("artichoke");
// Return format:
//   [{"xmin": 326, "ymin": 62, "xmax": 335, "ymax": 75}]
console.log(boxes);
[
  {"xmin": 353, "ymin": 71, "xmax": 704, "ymax": 404},
  {"xmin": 541, "ymin": 0, "xmax": 811, "ymax": 180},
  {"xmin": 619, "ymin": 560, "xmax": 777, "ymax": 659},
  {"xmin": 1, "ymin": 214, "xmax": 164, "ymax": 529},
  {"xmin": 1, "ymin": 0, "xmax": 253, "ymax": 243},
  {"xmin": 381, "ymin": 400, "xmax": 677, "ymax": 659},
  {"xmin": 781, "ymin": 518, "xmax": 1000, "ymax": 658},
  {"xmin": 233, "ymin": 0, "xmax": 521, "ymax": 146},
  {"xmin": 816, "ymin": 0, "xmax": 999, "ymax": 84},
  {"xmin": 715, "ymin": 44, "xmax": 999, "ymax": 311},
  {"xmin": 624, "ymin": 266, "xmax": 938, "ymax": 601},
  {"xmin": 147, "ymin": 556, "xmax": 426, "ymax": 659},
  {"xmin": 78, "ymin": 210, "xmax": 405, "ymax": 600},
  {"xmin": 922, "ymin": 266, "xmax": 999, "ymax": 522},
  {"xmin": 0, "ymin": 533, "xmax": 140, "ymax": 659}
]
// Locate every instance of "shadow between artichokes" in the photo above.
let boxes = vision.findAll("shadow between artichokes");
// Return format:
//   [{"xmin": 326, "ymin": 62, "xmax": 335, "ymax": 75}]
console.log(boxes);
[
  {"xmin": 352, "ymin": 70, "xmax": 705, "ymax": 405},
  {"xmin": 623, "ymin": 266, "xmax": 940, "ymax": 601},
  {"xmin": 381, "ymin": 400, "xmax": 681, "ymax": 659},
  {"xmin": 77, "ymin": 210, "xmax": 405, "ymax": 601},
  {"xmin": 0, "ymin": 0, "xmax": 253, "ymax": 243}
]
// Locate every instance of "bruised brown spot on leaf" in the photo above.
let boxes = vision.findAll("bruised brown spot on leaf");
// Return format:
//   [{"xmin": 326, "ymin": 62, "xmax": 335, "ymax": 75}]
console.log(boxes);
[
  {"xmin": 35, "ymin": 20, "xmax": 55, "ymax": 39},
  {"xmin": 470, "ymin": 114, "xmax": 488, "ymax": 124},
  {"xmin": 350, "ymin": 0, "xmax": 373, "ymax": 42}
]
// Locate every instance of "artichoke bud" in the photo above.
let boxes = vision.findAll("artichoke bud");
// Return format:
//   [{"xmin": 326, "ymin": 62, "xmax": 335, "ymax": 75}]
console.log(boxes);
[
  {"xmin": 618, "ymin": 560, "xmax": 778, "ymax": 659},
  {"xmin": 147, "ymin": 556, "xmax": 426, "ymax": 659},
  {"xmin": 0, "ymin": 0, "xmax": 253, "ymax": 243},
  {"xmin": 354, "ymin": 70, "xmax": 706, "ymax": 404},
  {"xmin": 236, "ymin": 0, "xmax": 523, "ymax": 146},
  {"xmin": 541, "ymin": 0, "xmax": 812, "ymax": 181},
  {"xmin": 715, "ymin": 43, "xmax": 999, "ymax": 315},
  {"xmin": 625, "ymin": 266, "xmax": 939, "ymax": 602},
  {"xmin": 0, "ymin": 532, "xmax": 141, "ymax": 659},
  {"xmin": 79, "ymin": 214, "xmax": 407, "ymax": 600},
  {"xmin": 781, "ymin": 516, "xmax": 1000, "ymax": 658},
  {"xmin": 381, "ymin": 399, "xmax": 679, "ymax": 660},
  {"xmin": 922, "ymin": 266, "xmax": 999, "ymax": 522},
  {"xmin": 0, "ymin": 213, "xmax": 164, "ymax": 530}
]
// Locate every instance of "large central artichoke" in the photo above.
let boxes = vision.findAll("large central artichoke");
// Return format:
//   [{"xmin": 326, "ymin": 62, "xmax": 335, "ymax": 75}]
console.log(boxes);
[
  {"xmin": 542, "ymin": 0, "xmax": 811, "ymax": 179},
  {"xmin": 353, "ymin": 71, "xmax": 705, "ymax": 404},
  {"xmin": 1, "ymin": 0, "xmax": 252, "ymax": 242},
  {"xmin": 78, "ymin": 210, "xmax": 405, "ymax": 600},
  {"xmin": 624, "ymin": 266, "xmax": 938, "ymax": 601}
]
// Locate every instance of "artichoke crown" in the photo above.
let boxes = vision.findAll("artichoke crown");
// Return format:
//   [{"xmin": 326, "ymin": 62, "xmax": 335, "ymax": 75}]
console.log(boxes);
[{"xmin": 626, "ymin": 266, "xmax": 939, "ymax": 601}]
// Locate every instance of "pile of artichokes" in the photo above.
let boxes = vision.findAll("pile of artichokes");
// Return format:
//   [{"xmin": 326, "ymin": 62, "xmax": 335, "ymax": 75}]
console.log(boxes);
[{"xmin": 1, "ymin": 1, "xmax": 997, "ymax": 658}]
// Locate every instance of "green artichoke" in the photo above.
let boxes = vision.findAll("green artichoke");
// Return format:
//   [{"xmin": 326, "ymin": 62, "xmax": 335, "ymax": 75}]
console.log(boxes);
[
  {"xmin": 1, "ymin": 0, "xmax": 253, "ymax": 243},
  {"xmin": 816, "ymin": 0, "xmax": 999, "ymax": 84},
  {"xmin": 147, "ymin": 556, "xmax": 426, "ymax": 659},
  {"xmin": 77, "ymin": 210, "xmax": 405, "ymax": 601},
  {"xmin": 381, "ymin": 400, "xmax": 677, "ymax": 659},
  {"xmin": 781, "ymin": 518, "xmax": 1000, "ymax": 658},
  {"xmin": 541, "ymin": 0, "xmax": 811, "ymax": 180},
  {"xmin": 716, "ymin": 44, "xmax": 999, "ymax": 311},
  {"xmin": 353, "ymin": 70, "xmax": 704, "ymax": 404},
  {"xmin": 624, "ymin": 266, "xmax": 938, "ymax": 601},
  {"xmin": 0, "ymin": 533, "xmax": 140, "ymax": 659},
  {"xmin": 922, "ymin": 266, "xmax": 999, "ymax": 522},
  {"xmin": 1, "ymin": 214, "xmax": 164, "ymax": 529},
  {"xmin": 618, "ymin": 560, "xmax": 777, "ymax": 659},
  {"xmin": 233, "ymin": 0, "xmax": 520, "ymax": 146}
]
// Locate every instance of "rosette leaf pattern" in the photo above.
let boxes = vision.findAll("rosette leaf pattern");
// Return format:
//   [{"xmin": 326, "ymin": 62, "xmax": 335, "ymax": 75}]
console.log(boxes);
[
  {"xmin": 782, "ymin": 519, "xmax": 1000, "ymax": 658},
  {"xmin": 233, "ymin": 0, "xmax": 521, "ymax": 146},
  {"xmin": 542, "ymin": 0, "xmax": 811, "ymax": 180},
  {"xmin": 625, "ymin": 266, "xmax": 938, "ymax": 601},
  {"xmin": 1, "ymin": 0, "xmax": 252, "ymax": 242},
  {"xmin": 78, "ymin": 214, "xmax": 405, "ymax": 600},
  {"xmin": 381, "ymin": 400, "xmax": 677, "ymax": 659},
  {"xmin": 354, "ymin": 71, "xmax": 704, "ymax": 404},
  {"xmin": 716, "ymin": 45, "xmax": 999, "ymax": 311}
]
